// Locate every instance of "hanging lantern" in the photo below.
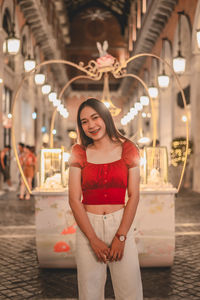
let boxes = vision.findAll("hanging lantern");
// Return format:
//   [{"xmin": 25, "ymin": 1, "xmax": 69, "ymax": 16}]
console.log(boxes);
[
  {"xmin": 24, "ymin": 55, "xmax": 36, "ymax": 72},
  {"xmin": 52, "ymin": 99, "xmax": 61, "ymax": 107},
  {"xmin": 42, "ymin": 84, "xmax": 51, "ymax": 95},
  {"xmin": 48, "ymin": 92, "xmax": 57, "ymax": 102},
  {"xmin": 35, "ymin": 73, "xmax": 45, "ymax": 85},
  {"xmin": 4, "ymin": 32, "xmax": 20, "ymax": 55},
  {"xmin": 173, "ymin": 52, "xmax": 186, "ymax": 74},
  {"xmin": 158, "ymin": 72, "xmax": 170, "ymax": 88},
  {"xmin": 158, "ymin": 38, "xmax": 170, "ymax": 88},
  {"xmin": 134, "ymin": 102, "xmax": 143, "ymax": 111},
  {"xmin": 4, "ymin": 0, "xmax": 21, "ymax": 55},
  {"xmin": 140, "ymin": 95, "xmax": 149, "ymax": 106},
  {"xmin": 173, "ymin": 12, "xmax": 186, "ymax": 74},
  {"xmin": 148, "ymin": 86, "xmax": 158, "ymax": 98}
]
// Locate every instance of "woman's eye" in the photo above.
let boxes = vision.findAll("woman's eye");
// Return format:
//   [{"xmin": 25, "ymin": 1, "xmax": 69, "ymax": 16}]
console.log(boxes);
[{"xmin": 81, "ymin": 121, "xmax": 87, "ymax": 125}]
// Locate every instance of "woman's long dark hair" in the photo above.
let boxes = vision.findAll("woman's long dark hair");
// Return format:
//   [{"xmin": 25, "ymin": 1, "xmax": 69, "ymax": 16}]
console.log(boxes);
[{"xmin": 77, "ymin": 98, "xmax": 126, "ymax": 147}]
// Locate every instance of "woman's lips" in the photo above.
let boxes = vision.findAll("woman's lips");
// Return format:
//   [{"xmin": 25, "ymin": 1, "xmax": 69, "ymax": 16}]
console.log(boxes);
[{"xmin": 89, "ymin": 128, "xmax": 100, "ymax": 135}]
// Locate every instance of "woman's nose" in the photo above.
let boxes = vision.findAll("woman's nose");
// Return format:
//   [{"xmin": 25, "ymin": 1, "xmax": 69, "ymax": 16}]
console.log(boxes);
[{"xmin": 88, "ymin": 119, "xmax": 95, "ymax": 128}]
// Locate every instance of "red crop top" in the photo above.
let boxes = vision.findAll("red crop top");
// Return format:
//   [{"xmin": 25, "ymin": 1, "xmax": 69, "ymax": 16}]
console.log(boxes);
[{"xmin": 69, "ymin": 140, "xmax": 140, "ymax": 205}]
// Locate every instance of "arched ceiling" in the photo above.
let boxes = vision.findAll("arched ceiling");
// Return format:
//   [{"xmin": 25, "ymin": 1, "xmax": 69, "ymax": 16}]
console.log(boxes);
[
  {"xmin": 63, "ymin": 0, "xmax": 131, "ymax": 34},
  {"xmin": 65, "ymin": 3, "xmax": 128, "ymax": 92},
  {"xmin": 18, "ymin": 0, "xmax": 177, "ymax": 119}
]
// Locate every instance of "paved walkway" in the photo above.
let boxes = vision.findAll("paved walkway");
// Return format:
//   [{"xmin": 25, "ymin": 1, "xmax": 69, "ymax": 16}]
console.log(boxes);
[{"xmin": 0, "ymin": 188, "xmax": 200, "ymax": 299}]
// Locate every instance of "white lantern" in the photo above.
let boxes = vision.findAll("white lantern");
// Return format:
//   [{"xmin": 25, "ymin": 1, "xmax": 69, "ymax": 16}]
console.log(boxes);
[
  {"xmin": 158, "ymin": 72, "xmax": 170, "ymax": 88},
  {"xmin": 173, "ymin": 53, "xmax": 186, "ymax": 74},
  {"xmin": 4, "ymin": 34, "xmax": 20, "ymax": 55},
  {"xmin": 130, "ymin": 107, "xmax": 137, "ymax": 115},
  {"xmin": 35, "ymin": 74, "xmax": 45, "ymax": 85},
  {"xmin": 148, "ymin": 86, "xmax": 158, "ymax": 98},
  {"xmin": 24, "ymin": 56, "xmax": 36, "ymax": 72},
  {"xmin": 173, "ymin": 12, "xmax": 186, "ymax": 74},
  {"xmin": 53, "ymin": 99, "xmax": 61, "ymax": 107},
  {"xmin": 140, "ymin": 95, "xmax": 149, "ymax": 106},
  {"xmin": 48, "ymin": 92, "xmax": 57, "ymax": 102},
  {"xmin": 42, "ymin": 84, "xmax": 51, "ymax": 95},
  {"xmin": 57, "ymin": 104, "xmax": 64, "ymax": 112},
  {"xmin": 134, "ymin": 102, "xmax": 143, "ymax": 111}
]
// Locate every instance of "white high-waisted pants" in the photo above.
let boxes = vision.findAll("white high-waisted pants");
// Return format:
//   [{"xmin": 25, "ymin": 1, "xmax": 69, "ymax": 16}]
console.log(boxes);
[{"xmin": 75, "ymin": 208, "xmax": 143, "ymax": 300}]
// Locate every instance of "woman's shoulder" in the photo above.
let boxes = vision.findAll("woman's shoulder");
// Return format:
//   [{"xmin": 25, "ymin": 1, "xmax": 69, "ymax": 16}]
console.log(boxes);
[
  {"xmin": 123, "ymin": 139, "xmax": 139, "ymax": 151},
  {"xmin": 122, "ymin": 139, "xmax": 140, "ymax": 168},
  {"xmin": 71, "ymin": 143, "xmax": 86, "ymax": 154},
  {"xmin": 69, "ymin": 143, "xmax": 86, "ymax": 168}
]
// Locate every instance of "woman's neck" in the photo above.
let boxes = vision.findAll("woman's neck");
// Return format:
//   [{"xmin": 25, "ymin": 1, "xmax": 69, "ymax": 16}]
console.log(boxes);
[{"xmin": 92, "ymin": 135, "xmax": 118, "ymax": 150}]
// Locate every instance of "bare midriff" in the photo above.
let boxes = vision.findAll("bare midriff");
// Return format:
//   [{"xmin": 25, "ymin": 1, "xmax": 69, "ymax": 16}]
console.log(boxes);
[{"xmin": 84, "ymin": 204, "xmax": 125, "ymax": 215}]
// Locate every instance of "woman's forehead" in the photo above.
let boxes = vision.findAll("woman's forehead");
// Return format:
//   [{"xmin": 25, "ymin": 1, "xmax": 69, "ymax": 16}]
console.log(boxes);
[{"xmin": 80, "ymin": 106, "xmax": 98, "ymax": 118}]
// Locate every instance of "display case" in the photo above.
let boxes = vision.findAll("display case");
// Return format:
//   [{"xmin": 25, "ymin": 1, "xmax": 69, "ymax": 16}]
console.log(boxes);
[
  {"xmin": 137, "ymin": 146, "xmax": 176, "ymax": 267},
  {"xmin": 38, "ymin": 148, "xmax": 66, "ymax": 190},
  {"xmin": 141, "ymin": 146, "xmax": 168, "ymax": 186}
]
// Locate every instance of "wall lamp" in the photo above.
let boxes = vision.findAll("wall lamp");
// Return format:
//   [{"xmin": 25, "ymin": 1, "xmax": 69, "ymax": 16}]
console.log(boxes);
[
  {"xmin": 24, "ymin": 26, "xmax": 36, "ymax": 72},
  {"xmin": 173, "ymin": 11, "xmax": 186, "ymax": 74},
  {"xmin": 158, "ymin": 38, "xmax": 170, "ymax": 88},
  {"xmin": 4, "ymin": 0, "xmax": 20, "ymax": 55}
]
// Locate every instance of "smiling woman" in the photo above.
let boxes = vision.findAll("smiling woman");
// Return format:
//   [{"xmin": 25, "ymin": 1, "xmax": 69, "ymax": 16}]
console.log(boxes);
[
  {"xmin": 80, "ymin": 108, "xmax": 106, "ymax": 140},
  {"xmin": 68, "ymin": 98, "xmax": 143, "ymax": 300},
  {"xmin": 77, "ymin": 98, "xmax": 123, "ymax": 147}
]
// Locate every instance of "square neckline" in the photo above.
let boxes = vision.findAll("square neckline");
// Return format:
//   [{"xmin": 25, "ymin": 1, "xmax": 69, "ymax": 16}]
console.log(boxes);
[{"xmin": 85, "ymin": 140, "xmax": 127, "ymax": 165}]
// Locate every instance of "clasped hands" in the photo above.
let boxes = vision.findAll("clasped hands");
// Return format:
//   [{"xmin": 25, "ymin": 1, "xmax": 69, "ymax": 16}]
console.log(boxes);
[{"xmin": 89, "ymin": 236, "xmax": 125, "ymax": 263}]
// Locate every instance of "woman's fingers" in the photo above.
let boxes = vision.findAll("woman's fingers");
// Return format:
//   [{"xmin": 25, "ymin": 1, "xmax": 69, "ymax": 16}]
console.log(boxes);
[{"xmin": 109, "ymin": 250, "xmax": 123, "ymax": 262}]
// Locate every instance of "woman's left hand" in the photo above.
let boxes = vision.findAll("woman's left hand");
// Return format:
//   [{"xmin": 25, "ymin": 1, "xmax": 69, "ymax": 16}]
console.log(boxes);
[{"xmin": 108, "ymin": 236, "xmax": 125, "ymax": 262}]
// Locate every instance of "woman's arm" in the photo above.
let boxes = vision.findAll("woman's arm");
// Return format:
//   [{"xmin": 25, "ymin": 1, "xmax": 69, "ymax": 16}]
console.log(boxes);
[
  {"xmin": 69, "ymin": 166, "xmax": 110, "ymax": 262},
  {"xmin": 0, "ymin": 152, "xmax": 5, "ymax": 169},
  {"xmin": 109, "ymin": 166, "xmax": 140, "ymax": 261}
]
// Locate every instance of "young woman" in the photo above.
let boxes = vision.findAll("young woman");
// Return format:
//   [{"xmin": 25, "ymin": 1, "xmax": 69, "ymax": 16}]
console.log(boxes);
[
  {"xmin": 68, "ymin": 98, "xmax": 143, "ymax": 300},
  {"xmin": 19, "ymin": 145, "xmax": 37, "ymax": 200}
]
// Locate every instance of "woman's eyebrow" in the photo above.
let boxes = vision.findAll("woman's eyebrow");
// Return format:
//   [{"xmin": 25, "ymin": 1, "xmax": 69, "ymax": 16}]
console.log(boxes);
[
  {"xmin": 80, "ymin": 113, "xmax": 98, "ymax": 121},
  {"xmin": 91, "ymin": 113, "xmax": 99, "ymax": 117},
  {"xmin": 80, "ymin": 117, "xmax": 87, "ymax": 122}
]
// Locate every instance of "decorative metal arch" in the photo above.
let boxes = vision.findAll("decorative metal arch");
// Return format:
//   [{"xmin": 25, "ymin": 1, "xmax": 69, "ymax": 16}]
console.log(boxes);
[{"xmin": 11, "ymin": 54, "xmax": 188, "ymax": 194}]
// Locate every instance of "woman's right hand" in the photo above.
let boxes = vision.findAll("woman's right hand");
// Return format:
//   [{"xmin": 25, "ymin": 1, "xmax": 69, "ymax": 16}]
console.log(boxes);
[{"xmin": 89, "ymin": 237, "xmax": 110, "ymax": 263}]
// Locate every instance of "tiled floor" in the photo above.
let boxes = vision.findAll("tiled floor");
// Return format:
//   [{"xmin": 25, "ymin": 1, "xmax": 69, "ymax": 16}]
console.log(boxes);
[{"xmin": 0, "ymin": 188, "xmax": 200, "ymax": 299}]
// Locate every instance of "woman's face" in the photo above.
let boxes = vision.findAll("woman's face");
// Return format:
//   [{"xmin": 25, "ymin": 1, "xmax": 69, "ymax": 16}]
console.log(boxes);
[{"xmin": 80, "ymin": 106, "xmax": 107, "ymax": 141}]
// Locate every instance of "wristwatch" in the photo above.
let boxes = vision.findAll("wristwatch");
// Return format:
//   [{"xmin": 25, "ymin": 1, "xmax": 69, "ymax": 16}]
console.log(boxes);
[{"xmin": 115, "ymin": 233, "xmax": 126, "ymax": 242}]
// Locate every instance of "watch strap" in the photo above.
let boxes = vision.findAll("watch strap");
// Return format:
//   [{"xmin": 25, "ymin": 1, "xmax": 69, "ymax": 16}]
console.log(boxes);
[{"xmin": 115, "ymin": 233, "xmax": 126, "ymax": 242}]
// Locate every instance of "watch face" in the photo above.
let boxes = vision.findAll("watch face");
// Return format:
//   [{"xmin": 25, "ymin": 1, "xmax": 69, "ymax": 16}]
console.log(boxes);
[{"xmin": 119, "ymin": 235, "xmax": 125, "ymax": 242}]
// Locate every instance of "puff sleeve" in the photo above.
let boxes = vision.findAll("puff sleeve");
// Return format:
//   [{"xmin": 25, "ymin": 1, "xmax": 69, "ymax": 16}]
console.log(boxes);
[
  {"xmin": 68, "ymin": 144, "xmax": 86, "ymax": 169},
  {"xmin": 123, "ymin": 140, "xmax": 140, "ymax": 168}
]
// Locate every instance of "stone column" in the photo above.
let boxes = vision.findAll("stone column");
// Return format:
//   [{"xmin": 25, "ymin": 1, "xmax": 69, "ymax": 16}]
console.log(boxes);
[
  {"xmin": 190, "ymin": 53, "xmax": 200, "ymax": 192},
  {"xmin": 0, "ymin": 29, "xmax": 6, "ymax": 150},
  {"xmin": 0, "ymin": 29, "xmax": 6, "ymax": 190}
]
